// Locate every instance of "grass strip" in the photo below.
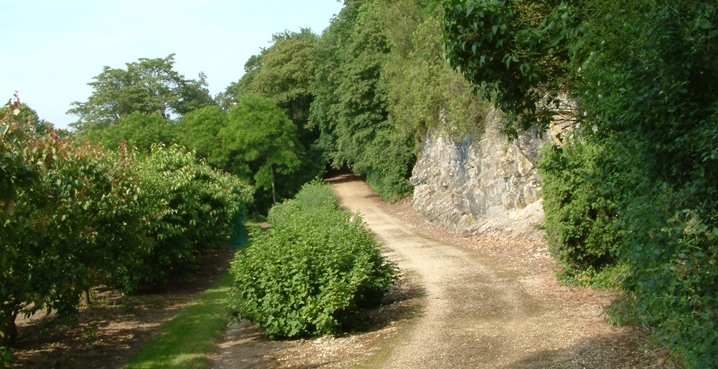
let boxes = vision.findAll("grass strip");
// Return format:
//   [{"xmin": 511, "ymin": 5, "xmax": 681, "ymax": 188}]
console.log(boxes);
[{"xmin": 123, "ymin": 272, "xmax": 233, "ymax": 369}]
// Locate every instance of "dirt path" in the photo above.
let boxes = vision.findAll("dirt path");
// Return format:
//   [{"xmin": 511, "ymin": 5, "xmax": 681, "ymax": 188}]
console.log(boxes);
[
  {"xmin": 212, "ymin": 175, "xmax": 672, "ymax": 368},
  {"xmin": 335, "ymin": 177, "xmax": 668, "ymax": 368}
]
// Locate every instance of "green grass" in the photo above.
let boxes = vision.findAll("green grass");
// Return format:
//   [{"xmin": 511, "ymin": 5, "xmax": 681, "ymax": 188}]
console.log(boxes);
[{"xmin": 123, "ymin": 272, "xmax": 233, "ymax": 369}]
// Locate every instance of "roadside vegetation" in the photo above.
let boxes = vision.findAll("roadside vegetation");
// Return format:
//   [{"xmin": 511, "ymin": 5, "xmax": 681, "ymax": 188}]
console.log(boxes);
[
  {"xmin": 0, "ymin": 97, "xmax": 251, "ymax": 367},
  {"xmin": 443, "ymin": 0, "xmax": 717, "ymax": 366}
]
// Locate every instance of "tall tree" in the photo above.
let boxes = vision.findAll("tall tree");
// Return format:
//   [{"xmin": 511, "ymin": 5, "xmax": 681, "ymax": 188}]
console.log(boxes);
[
  {"xmin": 68, "ymin": 54, "xmax": 213, "ymax": 134},
  {"xmin": 310, "ymin": 0, "xmax": 424, "ymax": 200},
  {"xmin": 220, "ymin": 93, "xmax": 301, "ymax": 205},
  {"xmin": 220, "ymin": 29, "xmax": 319, "ymax": 142},
  {"xmin": 219, "ymin": 29, "xmax": 326, "ymax": 211},
  {"xmin": 176, "ymin": 105, "xmax": 231, "ymax": 169},
  {"xmin": 249, "ymin": 29, "xmax": 317, "ymax": 133}
]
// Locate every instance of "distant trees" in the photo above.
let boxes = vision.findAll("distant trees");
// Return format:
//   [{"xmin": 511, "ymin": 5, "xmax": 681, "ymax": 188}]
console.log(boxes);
[
  {"xmin": 309, "ymin": 0, "xmax": 484, "ymax": 200},
  {"xmin": 219, "ymin": 29, "xmax": 326, "ymax": 211},
  {"xmin": 68, "ymin": 54, "xmax": 213, "ymax": 135},
  {"xmin": 97, "ymin": 111, "xmax": 177, "ymax": 153},
  {"xmin": 176, "ymin": 105, "xmax": 231, "ymax": 169},
  {"xmin": 65, "ymin": 1, "xmax": 487, "ymax": 208}
]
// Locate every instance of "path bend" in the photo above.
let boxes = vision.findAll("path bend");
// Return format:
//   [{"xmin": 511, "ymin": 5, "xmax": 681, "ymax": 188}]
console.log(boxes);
[{"xmin": 331, "ymin": 175, "xmax": 609, "ymax": 369}]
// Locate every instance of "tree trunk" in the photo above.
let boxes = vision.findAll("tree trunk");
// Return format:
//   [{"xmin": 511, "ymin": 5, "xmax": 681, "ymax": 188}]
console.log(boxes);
[
  {"xmin": 81, "ymin": 289, "xmax": 91, "ymax": 307},
  {"xmin": 270, "ymin": 164, "xmax": 277, "ymax": 205},
  {"xmin": 0, "ymin": 310, "xmax": 18, "ymax": 347},
  {"xmin": 271, "ymin": 182, "xmax": 276, "ymax": 205}
]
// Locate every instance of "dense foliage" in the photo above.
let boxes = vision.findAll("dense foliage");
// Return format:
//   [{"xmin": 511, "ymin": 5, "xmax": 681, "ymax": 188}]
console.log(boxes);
[
  {"xmin": 538, "ymin": 138, "xmax": 621, "ymax": 287},
  {"xmin": 228, "ymin": 181, "xmax": 396, "ymax": 338},
  {"xmin": 442, "ymin": 0, "xmax": 580, "ymax": 136},
  {"xmin": 95, "ymin": 111, "xmax": 178, "ymax": 153},
  {"xmin": 443, "ymin": 0, "xmax": 718, "ymax": 365},
  {"xmin": 19, "ymin": 0, "xmax": 718, "ymax": 364},
  {"xmin": 309, "ymin": 0, "xmax": 485, "ymax": 200},
  {"xmin": 67, "ymin": 1, "xmax": 487, "ymax": 210},
  {"xmin": 119, "ymin": 144, "xmax": 252, "ymax": 292},
  {"xmin": 219, "ymin": 29, "xmax": 327, "ymax": 212},
  {"xmin": 1, "ymin": 97, "xmax": 251, "ymax": 364},
  {"xmin": 176, "ymin": 105, "xmax": 230, "ymax": 169}
]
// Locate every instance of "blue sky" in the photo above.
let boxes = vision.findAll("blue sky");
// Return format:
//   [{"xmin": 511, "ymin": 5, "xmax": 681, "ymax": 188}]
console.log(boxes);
[{"xmin": 0, "ymin": 0, "xmax": 344, "ymax": 129}]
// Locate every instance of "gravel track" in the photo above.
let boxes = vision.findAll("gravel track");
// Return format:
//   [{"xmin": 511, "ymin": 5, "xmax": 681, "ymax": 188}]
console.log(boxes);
[{"xmin": 331, "ymin": 175, "xmax": 653, "ymax": 368}]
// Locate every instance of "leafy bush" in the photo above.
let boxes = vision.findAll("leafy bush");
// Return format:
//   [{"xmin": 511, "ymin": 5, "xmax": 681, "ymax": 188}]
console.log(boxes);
[
  {"xmin": 617, "ymin": 183, "xmax": 718, "ymax": 368},
  {"xmin": 1, "ymin": 100, "xmax": 251, "ymax": 362},
  {"xmin": 229, "ymin": 182, "xmax": 396, "ymax": 338},
  {"xmin": 538, "ymin": 138, "xmax": 622, "ymax": 285},
  {"xmin": 115, "ymin": 144, "xmax": 253, "ymax": 292},
  {"xmin": 291, "ymin": 179, "xmax": 338, "ymax": 211},
  {"xmin": 1, "ymin": 99, "xmax": 153, "ymax": 354}
]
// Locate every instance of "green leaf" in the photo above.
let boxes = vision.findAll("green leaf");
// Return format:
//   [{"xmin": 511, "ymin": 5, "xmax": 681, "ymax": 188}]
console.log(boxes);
[{"xmin": 698, "ymin": 18, "xmax": 711, "ymax": 30}]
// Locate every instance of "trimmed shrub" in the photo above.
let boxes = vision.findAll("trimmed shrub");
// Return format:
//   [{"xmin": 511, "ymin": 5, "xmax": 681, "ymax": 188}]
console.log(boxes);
[{"xmin": 229, "ymin": 181, "xmax": 396, "ymax": 338}]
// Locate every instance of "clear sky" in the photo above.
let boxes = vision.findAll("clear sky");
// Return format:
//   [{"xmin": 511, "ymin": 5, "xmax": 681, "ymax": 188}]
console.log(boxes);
[{"xmin": 0, "ymin": 0, "xmax": 344, "ymax": 129}]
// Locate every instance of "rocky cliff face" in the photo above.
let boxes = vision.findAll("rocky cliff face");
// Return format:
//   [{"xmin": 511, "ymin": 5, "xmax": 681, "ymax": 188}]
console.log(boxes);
[{"xmin": 410, "ymin": 109, "xmax": 548, "ymax": 241}]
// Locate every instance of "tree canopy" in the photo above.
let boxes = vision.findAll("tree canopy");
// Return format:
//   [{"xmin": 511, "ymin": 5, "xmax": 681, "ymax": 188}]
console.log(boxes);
[
  {"xmin": 220, "ymin": 93, "xmax": 302, "ymax": 204},
  {"xmin": 97, "ymin": 111, "xmax": 177, "ymax": 153},
  {"xmin": 68, "ymin": 54, "xmax": 213, "ymax": 134},
  {"xmin": 176, "ymin": 105, "xmax": 231, "ymax": 169}
]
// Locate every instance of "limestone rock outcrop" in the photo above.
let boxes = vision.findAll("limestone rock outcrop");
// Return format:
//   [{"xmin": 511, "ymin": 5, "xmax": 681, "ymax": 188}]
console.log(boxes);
[{"xmin": 410, "ymin": 109, "xmax": 548, "ymax": 241}]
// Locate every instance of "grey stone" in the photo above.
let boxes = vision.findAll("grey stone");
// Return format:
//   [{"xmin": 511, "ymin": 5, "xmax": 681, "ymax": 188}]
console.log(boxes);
[{"xmin": 410, "ymin": 109, "xmax": 547, "ymax": 241}]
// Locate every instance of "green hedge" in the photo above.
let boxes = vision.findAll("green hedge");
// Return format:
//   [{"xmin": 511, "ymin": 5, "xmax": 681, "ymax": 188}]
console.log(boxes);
[
  {"xmin": 229, "ymin": 181, "xmax": 396, "ymax": 338},
  {"xmin": 1, "ymin": 101, "xmax": 251, "ymax": 364}
]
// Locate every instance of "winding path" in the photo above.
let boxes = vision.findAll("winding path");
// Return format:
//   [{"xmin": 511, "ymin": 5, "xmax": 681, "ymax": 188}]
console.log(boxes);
[
  {"xmin": 330, "ymin": 175, "xmax": 618, "ymax": 368},
  {"xmin": 213, "ymin": 175, "xmax": 645, "ymax": 368}
]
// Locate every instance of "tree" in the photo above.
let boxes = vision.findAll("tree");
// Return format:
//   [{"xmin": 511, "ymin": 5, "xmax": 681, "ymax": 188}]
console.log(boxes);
[
  {"xmin": 310, "ymin": 0, "xmax": 421, "ymax": 200},
  {"xmin": 98, "ymin": 111, "xmax": 178, "ymax": 153},
  {"xmin": 247, "ymin": 29, "xmax": 318, "ymax": 133},
  {"xmin": 441, "ymin": 0, "xmax": 582, "ymax": 135},
  {"xmin": 176, "ymin": 105, "xmax": 231, "ymax": 169},
  {"xmin": 1, "ymin": 127, "xmax": 146, "ymax": 348},
  {"xmin": 14, "ymin": 102, "xmax": 53, "ymax": 136},
  {"xmin": 220, "ymin": 29, "xmax": 320, "ymax": 152},
  {"xmin": 220, "ymin": 93, "xmax": 301, "ymax": 205},
  {"xmin": 68, "ymin": 54, "xmax": 213, "ymax": 134},
  {"xmin": 0, "ymin": 96, "xmax": 37, "ymax": 211},
  {"xmin": 222, "ymin": 29, "xmax": 327, "ymax": 210}
]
